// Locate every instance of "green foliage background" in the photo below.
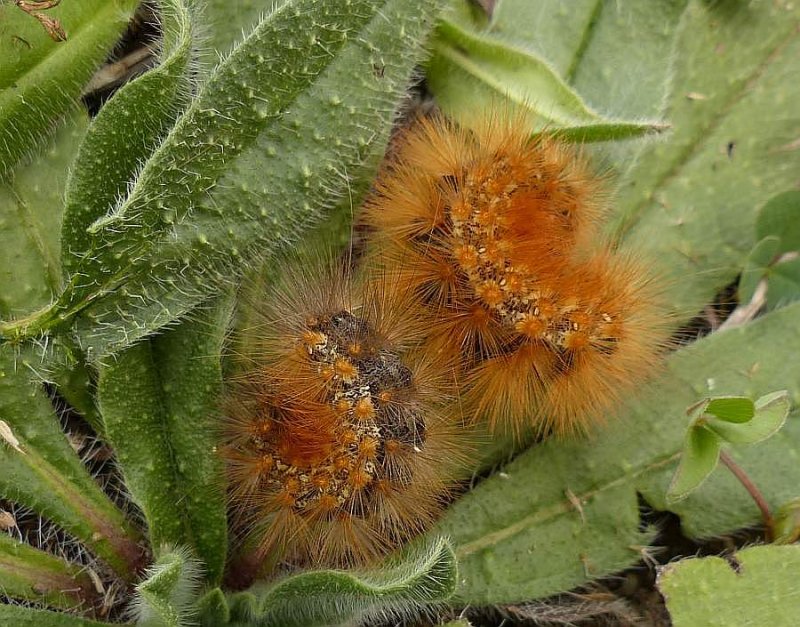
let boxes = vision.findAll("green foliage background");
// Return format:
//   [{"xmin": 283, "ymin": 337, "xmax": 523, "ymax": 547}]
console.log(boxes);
[{"xmin": 0, "ymin": 0, "xmax": 798, "ymax": 625}]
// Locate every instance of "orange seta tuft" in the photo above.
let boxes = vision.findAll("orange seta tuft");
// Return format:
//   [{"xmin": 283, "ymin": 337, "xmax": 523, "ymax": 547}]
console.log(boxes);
[{"xmin": 362, "ymin": 113, "xmax": 669, "ymax": 436}]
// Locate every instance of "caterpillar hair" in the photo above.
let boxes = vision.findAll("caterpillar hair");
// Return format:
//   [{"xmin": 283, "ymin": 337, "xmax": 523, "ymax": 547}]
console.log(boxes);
[
  {"xmin": 362, "ymin": 114, "xmax": 669, "ymax": 436},
  {"xmin": 221, "ymin": 258, "xmax": 469, "ymax": 569}
]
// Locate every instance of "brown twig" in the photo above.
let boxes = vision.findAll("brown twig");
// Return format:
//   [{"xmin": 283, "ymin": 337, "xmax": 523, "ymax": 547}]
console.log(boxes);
[
  {"xmin": 719, "ymin": 449, "xmax": 774, "ymax": 541},
  {"xmin": 15, "ymin": 0, "xmax": 66, "ymax": 42}
]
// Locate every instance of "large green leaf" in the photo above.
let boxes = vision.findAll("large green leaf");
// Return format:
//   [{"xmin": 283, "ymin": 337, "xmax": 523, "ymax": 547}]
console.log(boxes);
[
  {"xmin": 435, "ymin": 302, "xmax": 800, "ymax": 605},
  {"xmin": 97, "ymin": 297, "xmax": 231, "ymax": 584},
  {"xmin": 0, "ymin": 532, "xmax": 97, "ymax": 609},
  {"xmin": 227, "ymin": 538, "xmax": 457, "ymax": 627},
  {"xmin": 0, "ymin": 0, "xmax": 139, "ymax": 175},
  {"xmin": 199, "ymin": 0, "xmax": 276, "ymax": 57},
  {"xmin": 1, "ymin": 0, "xmax": 445, "ymax": 359},
  {"xmin": 0, "ymin": 111, "xmax": 87, "ymax": 317},
  {"xmin": 426, "ymin": 4, "xmax": 667, "ymax": 142},
  {"xmin": 0, "ymin": 344, "xmax": 144, "ymax": 581},
  {"xmin": 658, "ymin": 545, "xmax": 800, "ymax": 626},
  {"xmin": 0, "ymin": 605, "xmax": 120, "ymax": 627},
  {"xmin": 61, "ymin": 0, "xmax": 196, "ymax": 277},
  {"xmin": 0, "ymin": 81, "xmax": 103, "ymax": 433},
  {"xmin": 615, "ymin": 0, "xmax": 800, "ymax": 317},
  {"xmin": 740, "ymin": 191, "xmax": 800, "ymax": 310}
]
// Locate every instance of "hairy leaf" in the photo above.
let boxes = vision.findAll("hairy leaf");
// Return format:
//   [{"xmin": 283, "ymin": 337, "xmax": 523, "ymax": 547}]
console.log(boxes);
[
  {"xmin": 0, "ymin": 605, "xmax": 120, "ymax": 627},
  {"xmin": 199, "ymin": 0, "xmax": 276, "ymax": 57},
  {"xmin": 228, "ymin": 538, "xmax": 457, "ymax": 627},
  {"xmin": 426, "ymin": 9, "xmax": 665, "ymax": 142},
  {"xmin": 62, "ymin": 0, "xmax": 196, "ymax": 276},
  {"xmin": 196, "ymin": 587, "xmax": 229, "ymax": 626},
  {"xmin": 0, "ymin": 532, "xmax": 98, "ymax": 609},
  {"xmin": 97, "ymin": 297, "xmax": 231, "ymax": 583},
  {"xmin": 2, "ymin": 0, "xmax": 444, "ymax": 357},
  {"xmin": 436, "ymin": 302, "xmax": 800, "ymax": 604},
  {"xmin": 0, "ymin": 344, "xmax": 144, "ymax": 581},
  {"xmin": 616, "ymin": 1, "xmax": 800, "ymax": 318},
  {"xmin": 0, "ymin": 0, "xmax": 138, "ymax": 175},
  {"xmin": 133, "ymin": 548, "xmax": 203, "ymax": 627},
  {"xmin": 0, "ymin": 102, "xmax": 104, "ymax": 432},
  {"xmin": 0, "ymin": 111, "xmax": 87, "ymax": 317}
]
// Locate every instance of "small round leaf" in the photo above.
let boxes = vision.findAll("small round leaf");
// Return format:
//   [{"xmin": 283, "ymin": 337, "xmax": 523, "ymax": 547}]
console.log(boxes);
[
  {"xmin": 704, "ymin": 397, "xmax": 755, "ymax": 423},
  {"xmin": 705, "ymin": 390, "xmax": 790, "ymax": 445}
]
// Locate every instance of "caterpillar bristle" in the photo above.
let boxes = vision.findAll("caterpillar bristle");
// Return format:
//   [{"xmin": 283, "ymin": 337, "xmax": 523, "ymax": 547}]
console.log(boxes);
[
  {"xmin": 362, "ymin": 113, "xmax": 668, "ymax": 437},
  {"xmin": 222, "ymin": 260, "xmax": 468, "ymax": 569}
]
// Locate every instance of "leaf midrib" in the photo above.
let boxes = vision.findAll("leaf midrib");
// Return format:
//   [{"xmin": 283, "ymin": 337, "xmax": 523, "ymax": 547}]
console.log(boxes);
[
  {"xmin": 564, "ymin": 0, "xmax": 603, "ymax": 83},
  {"xmin": 455, "ymin": 450, "xmax": 679, "ymax": 558},
  {"xmin": 144, "ymin": 344, "xmax": 199, "ymax": 554}
]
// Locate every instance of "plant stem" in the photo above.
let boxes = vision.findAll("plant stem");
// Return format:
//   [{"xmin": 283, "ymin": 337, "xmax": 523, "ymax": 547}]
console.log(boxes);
[{"xmin": 719, "ymin": 449, "xmax": 774, "ymax": 541}]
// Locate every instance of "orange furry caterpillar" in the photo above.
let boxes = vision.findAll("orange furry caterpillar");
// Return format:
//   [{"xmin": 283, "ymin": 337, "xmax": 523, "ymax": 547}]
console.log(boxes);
[
  {"xmin": 362, "ymin": 115, "xmax": 668, "ymax": 436},
  {"xmin": 222, "ymin": 262, "xmax": 466, "ymax": 569}
]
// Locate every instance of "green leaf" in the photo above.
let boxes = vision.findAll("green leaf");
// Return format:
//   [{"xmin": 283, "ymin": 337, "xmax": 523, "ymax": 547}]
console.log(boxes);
[
  {"xmin": 739, "ymin": 236, "xmax": 780, "ymax": 305},
  {"xmin": 615, "ymin": 1, "xmax": 800, "ymax": 319},
  {"xmin": 740, "ymin": 190, "xmax": 800, "ymax": 308},
  {"xmin": 3, "ymin": 0, "xmax": 445, "ymax": 357},
  {"xmin": 658, "ymin": 545, "xmax": 800, "ymax": 626},
  {"xmin": 0, "ymin": 344, "xmax": 144, "ymax": 581},
  {"xmin": 97, "ymin": 297, "xmax": 232, "ymax": 583},
  {"xmin": 0, "ymin": 111, "xmax": 88, "ymax": 317},
  {"xmin": 765, "ymin": 256, "xmax": 800, "ymax": 310},
  {"xmin": 198, "ymin": 0, "xmax": 276, "ymax": 57},
  {"xmin": 229, "ymin": 538, "xmax": 457, "ymax": 627},
  {"xmin": 483, "ymin": 0, "xmax": 600, "ymax": 77},
  {"xmin": 705, "ymin": 390, "xmax": 790, "ymax": 445},
  {"xmin": 666, "ymin": 425, "xmax": 720, "ymax": 503},
  {"xmin": 702, "ymin": 397, "xmax": 755, "ymax": 424},
  {"xmin": 773, "ymin": 497, "xmax": 800, "ymax": 544},
  {"xmin": 0, "ymin": 532, "xmax": 97, "ymax": 609},
  {"xmin": 0, "ymin": 605, "xmax": 121, "ymax": 627},
  {"xmin": 436, "ymin": 301, "xmax": 800, "ymax": 605},
  {"xmin": 61, "ymin": 0, "xmax": 196, "ymax": 277},
  {"xmin": 756, "ymin": 190, "xmax": 800, "ymax": 253},
  {"xmin": 433, "ymin": 0, "xmax": 688, "ymax": 167},
  {"xmin": 133, "ymin": 548, "xmax": 203, "ymax": 627},
  {"xmin": 739, "ymin": 236, "xmax": 800, "ymax": 311},
  {"xmin": 567, "ymin": 0, "xmax": 689, "ymax": 121},
  {"xmin": 426, "ymin": 13, "xmax": 665, "ymax": 142},
  {"xmin": 0, "ymin": 0, "xmax": 139, "ymax": 175},
  {"xmin": 0, "ymin": 107, "xmax": 103, "ymax": 431},
  {"xmin": 196, "ymin": 587, "xmax": 229, "ymax": 627}
]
